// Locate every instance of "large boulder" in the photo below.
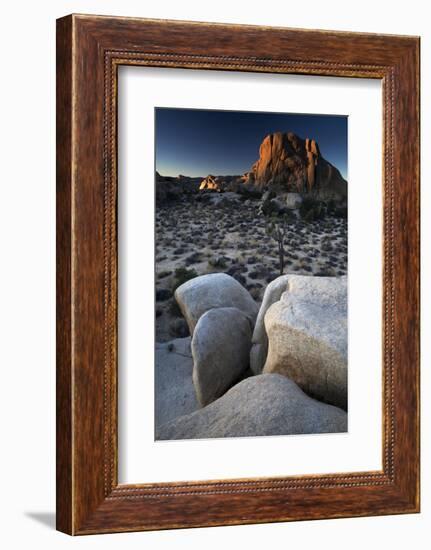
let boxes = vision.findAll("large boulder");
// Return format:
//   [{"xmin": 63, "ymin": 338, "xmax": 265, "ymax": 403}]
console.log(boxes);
[
  {"xmin": 250, "ymin": 275, "xmax": 290, "ymax": 374},
  {"xmin": 192, "ymin": 307, "xmax": 252, "ymax": 406},
  {"xmin": 155, "ymin": 337, "xmax": 199, "ymax": 427},
  {"xmin": 263, "ymin": 275, "xmax": 347, "ymax": 410},
  {"xmin": 175, "ymin": 273, "xmax": 259, "ymax": 335},
  {"xmin": 285, "ymin": 192, "xmax": 303, "ymax": 209},
  {"xmin": 156, "ymin": 374, "xmax": 347, "ymax": 440},
  {"xmin": 243, "ymin": 132, "xmax": 347, "ymax": 204}
]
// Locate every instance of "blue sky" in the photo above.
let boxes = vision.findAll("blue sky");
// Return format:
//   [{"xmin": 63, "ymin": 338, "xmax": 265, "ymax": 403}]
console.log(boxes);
[{"xmin": 155, "ymin": 108, "xmax": 348, "ymax": 179}]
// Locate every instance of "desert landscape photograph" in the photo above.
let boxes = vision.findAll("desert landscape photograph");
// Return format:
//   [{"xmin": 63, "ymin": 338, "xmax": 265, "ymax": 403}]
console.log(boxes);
[{"xmin": 154, "ymin": 107, "xmax": 348, "ymax": 440}]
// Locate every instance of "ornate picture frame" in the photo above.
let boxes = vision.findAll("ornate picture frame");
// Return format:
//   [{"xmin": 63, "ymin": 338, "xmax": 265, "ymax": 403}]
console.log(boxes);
[{"xmin": 56, "ymin": 14, "xmax": 420, "ymax": 534}]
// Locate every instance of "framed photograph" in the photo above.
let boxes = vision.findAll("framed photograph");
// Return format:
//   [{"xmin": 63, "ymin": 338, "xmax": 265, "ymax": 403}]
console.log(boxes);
[{"xmin": 56, "ymin": 14, "xmax": 420, "ymax": 534}]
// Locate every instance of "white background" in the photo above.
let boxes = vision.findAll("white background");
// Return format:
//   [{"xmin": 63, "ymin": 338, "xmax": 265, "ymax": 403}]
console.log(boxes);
[
  {"xmin": 118, "ymin": 67, "xmax": 382, "ymax": 483},
  {"xmin": 0, "ymin": 0, "xmax": 428, "ymax": 548}
]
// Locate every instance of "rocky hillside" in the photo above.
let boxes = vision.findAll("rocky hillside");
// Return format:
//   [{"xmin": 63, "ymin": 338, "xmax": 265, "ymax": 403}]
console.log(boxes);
[{"xmin": 155, "ymin": 172, "xmax": 202, "ymax": 203}]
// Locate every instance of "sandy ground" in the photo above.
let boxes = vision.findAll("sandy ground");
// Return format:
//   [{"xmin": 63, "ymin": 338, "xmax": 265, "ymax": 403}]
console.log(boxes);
[{"xmin": 155, "ymin": 194, "xmax": 347, "ymax": 342}]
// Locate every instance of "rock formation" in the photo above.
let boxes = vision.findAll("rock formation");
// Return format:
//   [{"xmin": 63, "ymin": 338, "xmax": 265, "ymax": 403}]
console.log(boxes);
[
  {"xmin": 155, "ymin": 273, "xmax": 349, "ymax": 438},
  {"xmin": 156, "ymin": 373, "xmax": 347, "ymax": 440},
  {"xmin": 244, "ymin": 132, "xmax": 347, "ymax": 203},
  {"xmin": 199, "ymin": 174, "xmax": 243, "ymax": 193},
  {"xmin": 199, "ymin": 174, "xmax": 219, "ymax": 191}
]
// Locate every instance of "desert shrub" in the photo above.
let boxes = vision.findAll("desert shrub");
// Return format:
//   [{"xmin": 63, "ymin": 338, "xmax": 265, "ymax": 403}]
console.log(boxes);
[
  {"xmin": 172, "ymin": 266, "xmax": 198, "ymax": 291},
  {"xmin": 208, "ymin": 256, "xmax": 228, "ymax": 269},
  {"xmin": 326, "ymin": 199, "xmax": 337, "ymax": 215},
  {"xmin": 233, "ymin": 273, "xmax": 246, "ymax": 285},
  {"xmin": 169, "ymin": 318, "xmax": 189, "ymax": 338},
  {"xmin": 334, "ymin": 206, "xmax": 348, "ymax": 219},
  {"xmin": 299, "ymin": 196, "xmax": 325, "ymax": 222},
  {"xmin": 322, "ymin": 199, "xmax": 347, "ymax": 219},
  {"xmin": 314, "ymin": 267, "xmax": 336, "ymax": 277},
  {"xmin": 157, "ymin": 269, "xmax": 172, "ymax": 279},
  {"xmin": 155, "ymin": 288, "xmax": 172, "ymax": 301},
  {"xmin": 168, "ymin": 299, "xmax": 183, "ymax": 318}
]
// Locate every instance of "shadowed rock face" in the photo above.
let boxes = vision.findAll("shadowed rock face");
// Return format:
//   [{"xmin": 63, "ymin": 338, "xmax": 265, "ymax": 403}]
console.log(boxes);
[
  {"xmin": 250, "ymin": 275, "xmax": 291, "ymax": 374},
  {"xmin": 244, "ymin": 132, "xmax": 347, "ymax": 203}
]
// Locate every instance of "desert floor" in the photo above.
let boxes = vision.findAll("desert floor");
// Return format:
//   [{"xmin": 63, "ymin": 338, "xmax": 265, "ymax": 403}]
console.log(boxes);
[{"xmin": 155, "ymin": 195, "xmax": 347, "ymax": 342}]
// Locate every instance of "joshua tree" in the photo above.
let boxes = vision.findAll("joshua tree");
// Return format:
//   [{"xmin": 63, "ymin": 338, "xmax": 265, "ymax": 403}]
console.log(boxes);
[{"xmin": 264, "ymin": 212, "xmax": 293, "ymax": 276}]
